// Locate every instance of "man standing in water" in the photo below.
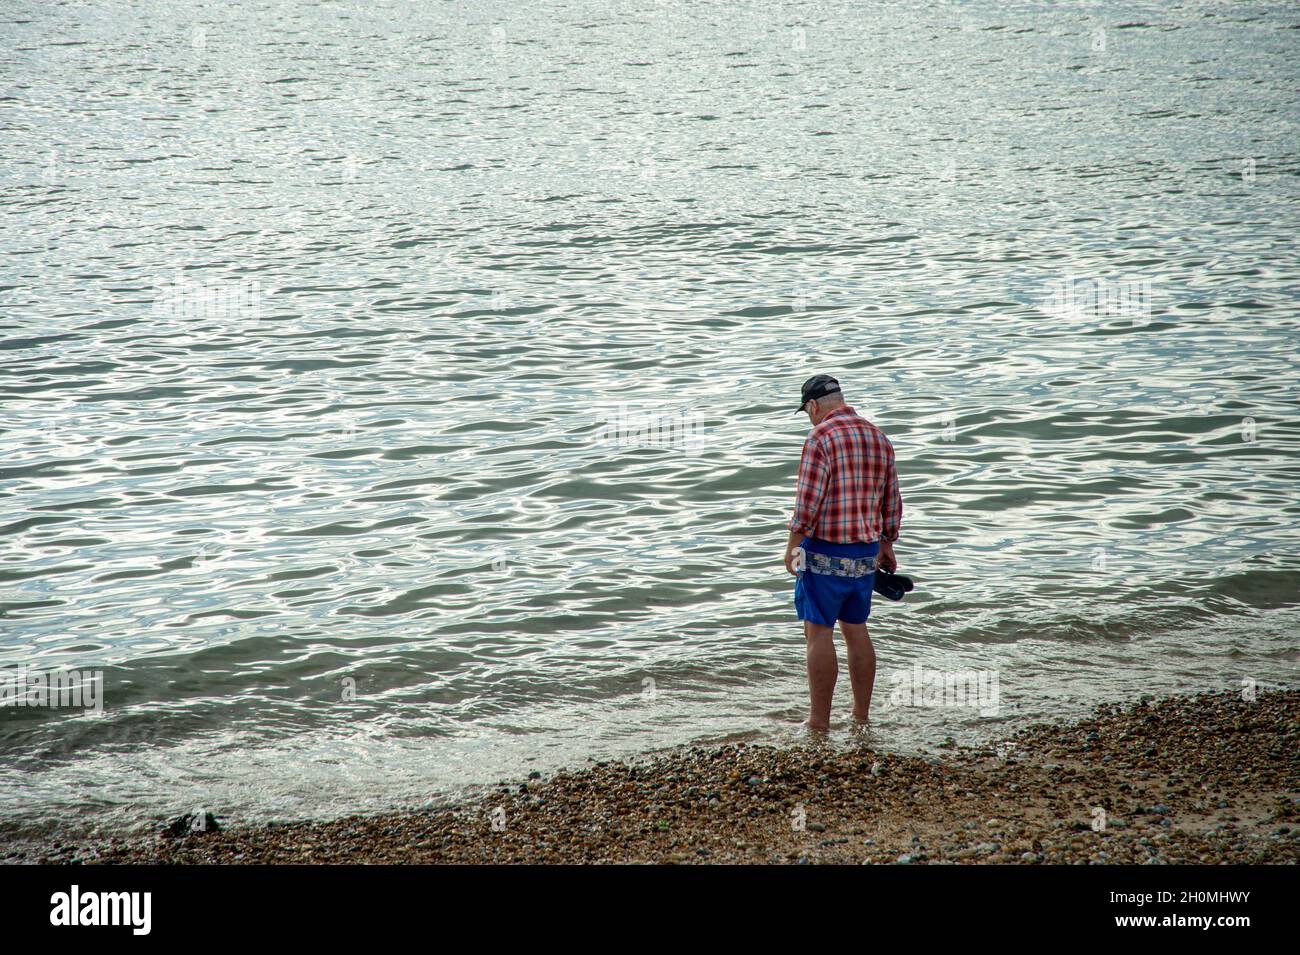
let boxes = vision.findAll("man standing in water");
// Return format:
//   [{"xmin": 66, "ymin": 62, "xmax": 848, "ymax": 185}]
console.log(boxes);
[{"xmin": 783, "ymin": 375, "xmax": 902, "ymax": 732}]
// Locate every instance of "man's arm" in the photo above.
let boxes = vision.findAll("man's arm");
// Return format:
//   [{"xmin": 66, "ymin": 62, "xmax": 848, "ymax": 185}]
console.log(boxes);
[
  {"xmin": 785, "ymin": 436, "xmax": 829, "ymax": 575},
  {"xmin": 878, "ymin": 438, "xmax": 902, "ymax": 573}
]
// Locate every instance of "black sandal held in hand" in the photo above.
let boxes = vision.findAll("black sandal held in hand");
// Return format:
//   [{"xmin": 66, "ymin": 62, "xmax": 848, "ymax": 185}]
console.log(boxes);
[{"xmin": 873, "ymin": 569, "xmax": 915, "ymax": 601}]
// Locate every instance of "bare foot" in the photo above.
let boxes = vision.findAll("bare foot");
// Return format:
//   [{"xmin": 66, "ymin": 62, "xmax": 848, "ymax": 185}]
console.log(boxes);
[{"xmin": 848, "ymin": 718, "xmax": 872, "ymax": 742}]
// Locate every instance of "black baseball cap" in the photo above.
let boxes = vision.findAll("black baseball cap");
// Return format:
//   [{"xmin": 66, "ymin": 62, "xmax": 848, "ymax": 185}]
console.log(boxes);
[{"xmin": 796, "ymin": 374, "xmax": 841, "ymax": 413}]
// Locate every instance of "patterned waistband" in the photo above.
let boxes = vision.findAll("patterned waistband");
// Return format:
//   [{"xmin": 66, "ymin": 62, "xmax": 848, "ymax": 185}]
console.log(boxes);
[{"xmin": 806, "ymin": 551, "xmax": 878, "ymax": 578}]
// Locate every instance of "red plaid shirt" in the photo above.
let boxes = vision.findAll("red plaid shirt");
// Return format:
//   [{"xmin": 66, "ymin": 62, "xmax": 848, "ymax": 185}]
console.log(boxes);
[{"xmin": 789, "ymin": 406, "xmax": 902, "ymax": 543}]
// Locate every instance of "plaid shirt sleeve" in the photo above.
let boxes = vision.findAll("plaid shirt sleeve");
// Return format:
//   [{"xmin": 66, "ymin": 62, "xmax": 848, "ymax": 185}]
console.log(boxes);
[
  {"xmin": 880, "ymin": 436, "xmax": 902, "ymax": 542},
  {"xmin": 788, "ymin": 433, "xmax": 830, "ymax": 536}
]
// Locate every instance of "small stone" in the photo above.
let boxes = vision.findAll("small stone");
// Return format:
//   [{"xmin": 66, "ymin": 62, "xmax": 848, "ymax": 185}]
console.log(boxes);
[{"xmin": 164, "ymin": 812, "xmax": 221, "ymax": 838}]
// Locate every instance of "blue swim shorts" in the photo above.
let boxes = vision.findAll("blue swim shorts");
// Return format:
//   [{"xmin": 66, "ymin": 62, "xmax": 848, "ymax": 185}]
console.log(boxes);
[{"xmin": 793, "ymin": 537, "xmax": 881, "ymax": 627}]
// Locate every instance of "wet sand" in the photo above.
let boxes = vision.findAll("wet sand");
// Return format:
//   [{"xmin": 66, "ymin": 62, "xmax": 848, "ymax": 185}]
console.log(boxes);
[{"xmin": 8, "ymin": 689, "xmax": 1298, "ymax": 865}]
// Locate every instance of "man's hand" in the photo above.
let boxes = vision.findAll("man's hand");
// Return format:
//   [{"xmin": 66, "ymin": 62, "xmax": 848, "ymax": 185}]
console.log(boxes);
[
  {"xmin": 784, "ymin": 529, "xmax": 806, "ymax": 576},
  {"xmin": 878, "ymin": 539, "xmax": 898, "ymax": 574}
]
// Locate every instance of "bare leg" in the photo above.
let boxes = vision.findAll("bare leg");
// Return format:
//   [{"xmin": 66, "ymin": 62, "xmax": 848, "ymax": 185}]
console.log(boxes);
[
  {"xmin": 804, "ymin": 621, "xmax": 837, "ymax": 732},
  {"xmin": 840, "ymin": 621, "xmax": 876, "ymax": 722}
]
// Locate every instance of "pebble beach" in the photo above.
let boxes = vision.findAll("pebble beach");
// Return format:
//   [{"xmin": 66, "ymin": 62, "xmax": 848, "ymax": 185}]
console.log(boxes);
[{"xmin": 11, "ymin": 689, "xmax": 1297, "ymax": 866}]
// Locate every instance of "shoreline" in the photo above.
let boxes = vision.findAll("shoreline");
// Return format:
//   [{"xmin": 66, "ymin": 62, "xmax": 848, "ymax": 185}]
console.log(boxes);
[{"xmin": 6, "ymin": 688, "xmax": 1298, "ymax": 865}]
